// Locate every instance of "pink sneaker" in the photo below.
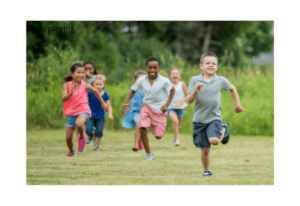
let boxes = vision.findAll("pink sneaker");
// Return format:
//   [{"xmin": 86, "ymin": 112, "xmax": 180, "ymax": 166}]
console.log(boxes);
[
  {"xmin": 78, "ymin": 138, "xmax": 86, "ymax": 152},
  {"xmin": 138, "ymin": 142, "xmax": 144, "ymax": 150},
  {"xmin": 66, "ymin": 150, "xmax": 76, "ymax": 157}
]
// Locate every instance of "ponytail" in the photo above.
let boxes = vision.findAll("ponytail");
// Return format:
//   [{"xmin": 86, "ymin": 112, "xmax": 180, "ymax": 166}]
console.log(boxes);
[{"xmin": 64, "ymin": 76, "xmax": 73, "ymax": 82}]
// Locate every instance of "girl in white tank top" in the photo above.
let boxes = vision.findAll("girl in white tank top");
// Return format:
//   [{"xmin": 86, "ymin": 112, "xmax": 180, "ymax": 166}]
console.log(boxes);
[{"xmin": 167, "ymin": 68, "xmax": 189, "ymax": 146}]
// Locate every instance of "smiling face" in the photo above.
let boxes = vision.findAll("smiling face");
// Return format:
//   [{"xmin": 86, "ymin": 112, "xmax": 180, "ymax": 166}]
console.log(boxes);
[
  {"xmin": 71, "ymin": 67, "xmax": 85, "ymax": 82},
  {"xmin": 200, "ymin": 56, "xmax": 218, "ymax": 76},
  {"xmin": 92, "ymin": 79, "xmax": 105, "ymax": 92},
  {"xmin": 169, "ymin": 69, "xmax": 180, "ymax": 83},
  {"xmin": 146, "ymin": 61, "xmax": 160, "ymax": 79},
  {"xmin": 84, "ymin": 63, "xmax": 95, "ymax": 75}
]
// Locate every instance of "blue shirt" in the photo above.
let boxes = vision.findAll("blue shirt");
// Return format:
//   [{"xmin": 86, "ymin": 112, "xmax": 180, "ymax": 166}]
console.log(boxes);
[
  {"xmin": 88, "ymin": 91, "xmax": 110, "ymax": 119},
  {"xmin": 130, "ymin": 88, "xmax": 144, "ymax": 111}
]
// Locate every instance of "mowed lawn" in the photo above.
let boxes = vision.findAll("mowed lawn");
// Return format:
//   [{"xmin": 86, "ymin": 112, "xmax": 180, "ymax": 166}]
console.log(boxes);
[{"xmin": 26, "ymin": 129, "xmax": 273, "ymax": 185}]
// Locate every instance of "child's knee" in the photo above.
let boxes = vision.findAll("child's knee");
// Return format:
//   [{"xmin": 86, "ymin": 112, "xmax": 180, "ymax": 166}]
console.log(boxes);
[
  {"xmin": 172, "ymin": 119, "xmax": 179, "ymax": 125},
  {"xmin": 209, "ymin": 137, "xmax": 220, "ymax": 145},
  {"xmin": 75, "ymin": 122, "xmax": 84, "ymax": 129},
  {"xmin": 139, "ymin": 127, "xmax": 147, "ymax": 133}
]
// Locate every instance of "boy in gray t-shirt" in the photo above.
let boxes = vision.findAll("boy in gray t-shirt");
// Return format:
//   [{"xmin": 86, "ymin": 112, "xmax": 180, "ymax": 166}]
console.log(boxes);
[{"xmin": 179, "ymin": 52, "xmax": 244, "ymax": 176}]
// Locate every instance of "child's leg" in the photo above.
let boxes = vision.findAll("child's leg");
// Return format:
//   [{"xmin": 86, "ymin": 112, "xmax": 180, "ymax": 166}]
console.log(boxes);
[
  {"xmin": 169, "ymin": 111, "xmax": 179, "ymax": 142},
  {"xmin": 94, "ymin": 119, "xmax": 104, "ymax": 149},
  {"xmin": 66, "ymin": 127, "xmax": 75, "ymax": 152},
  {"xmin": 94, "ymin": 137, "xmax": 102, "ymax": 148},
  {"xmin": 134, "ymin": 122, "xmax": 140, "ymax": 147},
  {"xmin": 205, "ymin": 120, "xmax": 225, "ymax": 146},
  {"xmin": 201, "ymin": 147, "xmax": 210, "ymax": 171},
  {"xmin": 209, "ymin": 128, "xmax": 226, "ymax": 145},
  {"xmin": 86, "ymin": 118, "xmax": 94, "ymax": 138},
  {"xmin": 140, "ymin": 127, "xmax": 151, "ymax": 154},
  {"xmin": 75, "ymin": 115, "xmax": 88, "ymax": 139}
]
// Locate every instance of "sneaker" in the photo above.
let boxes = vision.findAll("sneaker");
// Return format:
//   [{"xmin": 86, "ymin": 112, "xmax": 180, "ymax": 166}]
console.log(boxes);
[
  {"xmin": 174, "ymin": 142, "xmax": 180, "ymax": 146},
  {"xmin": 221, "ymin": 121, "xmax": 230, "ymax": 144},
  {"xmin": 132, "ymin": 146, "xmax": 138, "ymax": 151},
  {"xmin": 138, "ymin": 142, "xmax": 144, "ymax": 150},
  {"xmin": 78, "ymin": 138, "xmax": 86, "ymax": 152},
  {"xmin": 146, "ymin": 153, "xmax": 155, "ymax": 160},
  {"xmin": 66, "ymin": 150, "xmax": 76, "ymax": 157},
  {"xmin": 86, "ymin": 135, "xmax": 93, "ymax": 144},
  {"xmin": 203, "ymin": 171, "xmax": 213, "ymax": 176},
  {"xmin": 93, "ymin": 147, "xmax": 100, "ymax": 152}
]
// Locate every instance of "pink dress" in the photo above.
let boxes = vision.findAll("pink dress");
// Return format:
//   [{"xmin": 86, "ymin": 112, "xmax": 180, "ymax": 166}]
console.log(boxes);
[{"xmin": 63, "ymin": 81, "xmax": 91, "ymax": 117}]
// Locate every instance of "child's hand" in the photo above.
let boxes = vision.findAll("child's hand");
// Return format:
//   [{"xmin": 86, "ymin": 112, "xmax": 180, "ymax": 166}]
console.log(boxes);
[
  {"xmin": 122, "ymin": 106, "xmax": 132, "ymax": 116},
  {"xmin": 71, "ymin": 82, "xmax": 79, "ymax": 94},
  {"xmin": 160, "ymin": 105, "xmax": 168, "ymax": 113},
  {"xmin": 174, "ymin": 102, "xmax": 181, "ymax": 108},
  {"xmin": 109, "ymin": 114, "xmax": 113, "ymax": 121},
  {"xmin": 235, "ymin": 104, "xmax": 244, "ymax": 113},
  {"xmin": 194, "ymin": 84, "xmax": 204, "ymax": 93}
]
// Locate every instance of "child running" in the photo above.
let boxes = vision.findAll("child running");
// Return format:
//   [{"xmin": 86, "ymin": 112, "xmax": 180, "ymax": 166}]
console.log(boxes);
[
  {"xmin": 122, "ymin": 71, "xmax": 146, "ymax": 151},
  {"xmin": 167, "ymin": 68, "xmax": 188, "ymax": 146},
  {"xmin": 181, "ymin": 52, "xmax": 244, "ymax": 176},
  {"xmin": 62, "ymin": 63, "xmax": 108, "ymax": 157},
  {"xmin": 83, "ymin": 61, "xmax": 97, "ymax": 84},
  {"xmin": 74, "ymin": 61, "xmax": 98, "ymax": 142},
  {"xmin": 85, "ymin": 75, "xmax": 113, "ymax": 151},
  {"xmin": 122, "ymin": 57, "xmax": 175, "ymax": 160}
]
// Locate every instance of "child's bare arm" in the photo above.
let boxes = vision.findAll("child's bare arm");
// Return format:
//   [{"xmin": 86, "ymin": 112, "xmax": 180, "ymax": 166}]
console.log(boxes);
[
  {"xmin": 122, "ymin": 90, "xmax": 136, "ymax": 115},
  {"xmin": 161, "ymin": 87, "xmax": 175, "ymax": 113},
  {"xmin": 106, "ymin": 100, "xmax": 113, "ymax": 120},
  {"xmin": 62, "ymin": 82, "xmax": 74, "ymax": 102},
  {"xmin": 85, "ymin": 84, "xmax": 108, "ymax": 111},
  {"xmin": 229, "ymin": 85, "xmax": 244, "ymax": 113}
]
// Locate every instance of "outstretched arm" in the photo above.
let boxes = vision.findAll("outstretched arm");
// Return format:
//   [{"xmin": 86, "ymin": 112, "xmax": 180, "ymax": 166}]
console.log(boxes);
[
  {"xmin": 229, "ymin": 85, "xmax": 244, "ymax": 113},
  {"xmin": 174, "ymin": 83, "xmax": 204, "ymax": 106},
  {"xmin": 106, "ymin": 100, "xmax": 113, "ymax": 120},
  {"xmin": 122, "ymin": 90, "xmax": 136, "ymax": 116},
  {"xmin": 161, "ymin": 87, "xmax": 175, "ymax": 113},
  {"xmin": 85, "ymin": 84, "xmax": 108, "ymax": 111}
]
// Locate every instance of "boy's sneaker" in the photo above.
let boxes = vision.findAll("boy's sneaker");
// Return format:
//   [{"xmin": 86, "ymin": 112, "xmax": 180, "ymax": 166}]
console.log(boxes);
[
  {"xmin": 174, "ymin": 141, "xmax": 180, "ymax": 146},
  {"xmin": 221, "ymin": 121, "xmax": 230, "ymax": 144},
  {"xmin": 66, "ymin": 150, "xmax": 76, "ymax": 157},
  {"xmin": 146, "ymin": 153, "xmax": 155, "ymax": 160},
  {"xmin": 203, "ymin": 171, "xmax": 213, "ymax": 176},
  {"xmin": 78, "ymin": 138, "xmax": 86, "ymax": 152},
  {"xmin": 86, "ymin": 135, "xmax": 93, "ymax": 144},
  {"xmin": 93, "ymin": 147, "xmax": 100, "ymax": 152},
  {"xmin": 138, "ymin": 142, "xmax": 144, "ymax": 150}
]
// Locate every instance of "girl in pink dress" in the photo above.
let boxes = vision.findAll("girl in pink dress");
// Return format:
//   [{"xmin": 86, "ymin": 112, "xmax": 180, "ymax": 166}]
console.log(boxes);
[{"xmin": 62, "ymin": 63, "xmax": 108, "ymax": 157}]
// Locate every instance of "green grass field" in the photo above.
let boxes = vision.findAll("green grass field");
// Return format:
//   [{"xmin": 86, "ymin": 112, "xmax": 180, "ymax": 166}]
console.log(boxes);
[{"xmin": 26, "ymin": 129, "xmax": 273, "ymax": 185}]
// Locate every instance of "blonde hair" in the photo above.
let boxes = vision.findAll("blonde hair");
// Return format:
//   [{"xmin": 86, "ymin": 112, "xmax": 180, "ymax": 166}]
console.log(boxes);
[
  {"xmin": 200, "ymin": 52, "xmax": 218, "ymax": 64},
  {"xmin": 91, "ymin": 74, "xmax": 106, "ymax": 86}
]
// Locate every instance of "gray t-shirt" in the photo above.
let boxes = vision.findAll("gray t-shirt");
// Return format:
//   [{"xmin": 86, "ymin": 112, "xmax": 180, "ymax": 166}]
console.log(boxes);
[
  {"xmin": 132, "ymin": 74, "xmax": 173, "ymax": 113},
  {"xmin": 188, "ymin": 73, "xmax": 232, "ymax": 123}
]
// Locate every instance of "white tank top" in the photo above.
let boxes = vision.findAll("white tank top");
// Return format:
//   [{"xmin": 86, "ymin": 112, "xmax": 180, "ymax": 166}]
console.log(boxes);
[{"xmin": 168, "ymin": 81, "xmax": 188, "ymax": 109}]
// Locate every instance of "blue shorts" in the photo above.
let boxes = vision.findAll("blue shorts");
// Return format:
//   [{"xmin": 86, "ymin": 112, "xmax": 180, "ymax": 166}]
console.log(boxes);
[
  {"xmin": 193, "ymin": 119, "xmax": 223, "ymax": 148},
  {"xmin": 86, "ymin": 118, "xmax": 105, "ymax": 138},
  {"xmin": 122, "ymin": 109, "xmax": 140, "ymax": 128},
  {"xmin": 66, "ymin": 113, "xmax": 89, "ymax": 128},
  {"xmin": 167, "ymin": 109, "xmax": 184, "ymax": 120}
]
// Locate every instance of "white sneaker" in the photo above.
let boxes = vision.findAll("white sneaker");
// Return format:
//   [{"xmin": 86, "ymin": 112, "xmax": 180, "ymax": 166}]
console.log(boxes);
[{"xmin": 146, "ymin": 153, "xmax": 155, "ymax": 160}]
